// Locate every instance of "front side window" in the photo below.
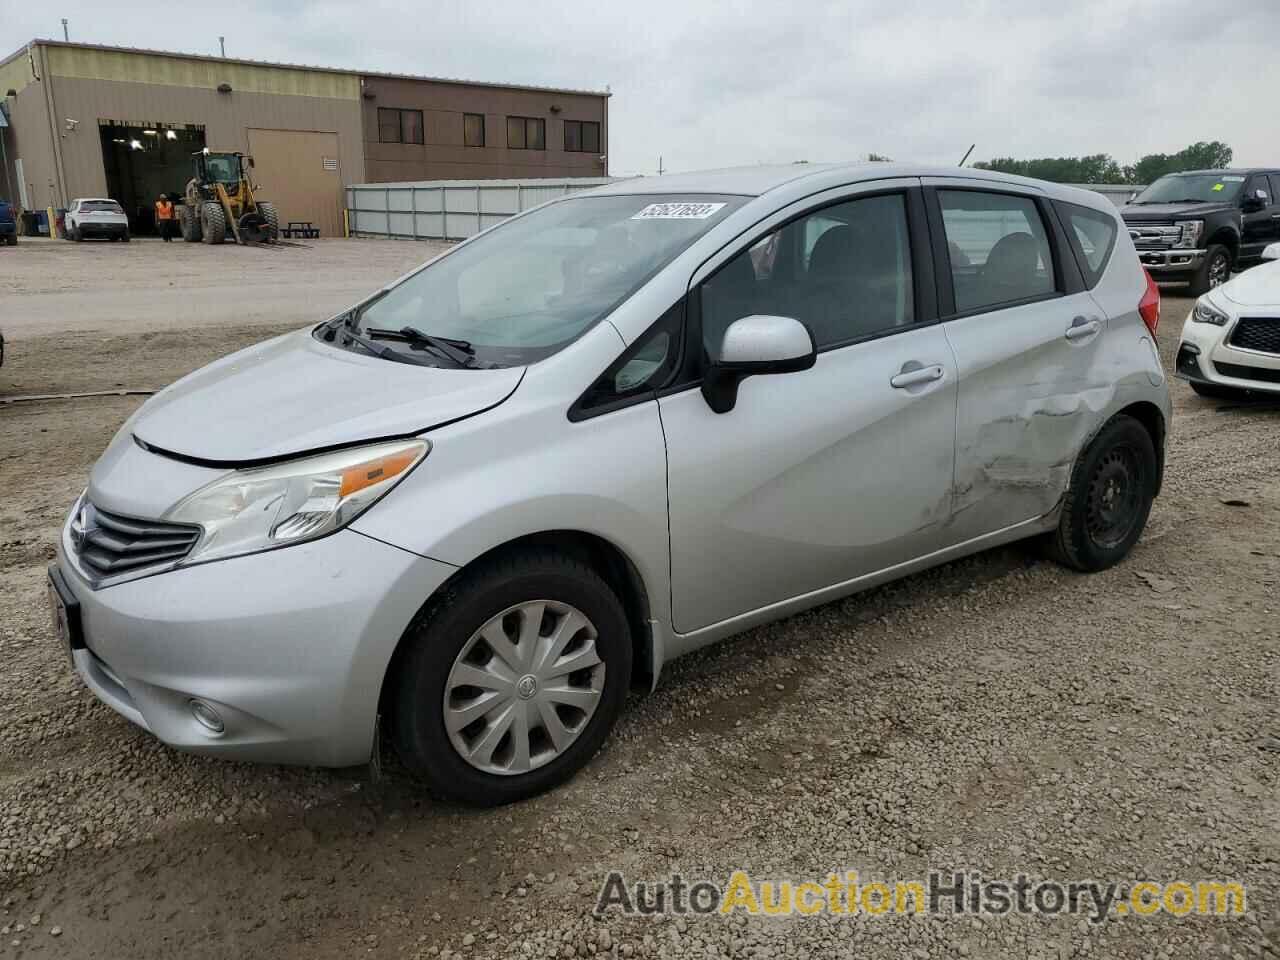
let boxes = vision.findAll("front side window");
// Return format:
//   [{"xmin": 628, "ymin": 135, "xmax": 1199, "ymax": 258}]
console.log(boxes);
[
  {"xmin": 1058, "ymin": 201, "xmax": 1117, "ymax": 288},
  {"xmin": 939, "ymin": 190, "xmax": 1055, "ymax": 313},
  {"xmin": 1244, "ymin": 175, "xmax": 1271, "ymax": 205},
  {"xmin": 378, "ymin": 108, "xmax": 424, "ymax": 144},
  {"xmin": 346, "ymin": 194, "xmax": 743, "ymax": 368},
  {"xmin": 700, "ymin": 193, "xmax": 914, "ymax": 354},
  {"xmin": 1131, "ymin": 173, "xmax": 1245, "ymax": 205},
  {"xmin": 507, "ymin": 116, "xmax": 546, "ymax": 150}
]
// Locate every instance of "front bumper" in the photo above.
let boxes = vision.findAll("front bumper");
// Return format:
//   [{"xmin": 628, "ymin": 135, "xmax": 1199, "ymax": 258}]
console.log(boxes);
[
  {"xmin": 1138, "ymin": 248, "xmax": 1206, "ymax": 274},
  {"xmin": 1176, "ymin": 310, "xmax": 1280, "ymax": 395},
  {"xmin": 54, "ymin": 526, "xmax": 456, "ymax": 766}
]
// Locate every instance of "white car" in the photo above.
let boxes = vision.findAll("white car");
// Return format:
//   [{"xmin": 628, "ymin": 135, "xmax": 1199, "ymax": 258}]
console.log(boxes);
[
  {"xmin": 1177, "ymin": 243, "xmax": 1280, "ymax": 397},
  {"xmin": 65, "ymin": 198, "xmax": 130, "ymax": 242}
]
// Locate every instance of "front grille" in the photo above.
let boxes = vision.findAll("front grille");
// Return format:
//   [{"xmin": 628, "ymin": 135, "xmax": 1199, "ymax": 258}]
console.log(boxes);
[
  {"xmin": 1124, "ymin": 222, "xmax": 1181, "ymax": 251},
  {"xmin": 1213, "ymin": 361, "xmax": 1280, "ymax": 385},
  {"xmin": 71, "ymin": 502, "xmax": 201, "ymax": 578},
  {"xmin": 1228, "ymin": 317, "xmax": 1280, "ymax": 355}
]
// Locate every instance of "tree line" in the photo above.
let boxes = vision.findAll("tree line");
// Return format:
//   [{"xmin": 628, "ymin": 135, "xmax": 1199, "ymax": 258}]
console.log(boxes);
[{"xmin": 971, "ymin": 141, "xmax": 1233, "ymax": 185}]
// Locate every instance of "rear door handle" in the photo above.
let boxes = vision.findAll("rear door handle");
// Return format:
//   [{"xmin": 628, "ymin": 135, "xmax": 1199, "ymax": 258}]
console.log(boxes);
[
  {"xmin": 1065, "ymin": 316, "xmax": 1102, "ymax": 341},
  {"xmin": 889, "ymin": 364, "xmax": 945, "ymax": 389}
]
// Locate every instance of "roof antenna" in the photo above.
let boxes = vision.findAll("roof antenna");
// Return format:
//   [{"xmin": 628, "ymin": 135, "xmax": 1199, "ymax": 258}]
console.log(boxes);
[
  {"xmin": 218, "ymin": 36, "xmax": 226, "ymax": 57},
  {"xmin": 958, "ymin": 144, "xmax": 975, "ymax": 167},
  {"xmin": 61, "ymin": 18, "xmax": 69, "ymax": 41}
]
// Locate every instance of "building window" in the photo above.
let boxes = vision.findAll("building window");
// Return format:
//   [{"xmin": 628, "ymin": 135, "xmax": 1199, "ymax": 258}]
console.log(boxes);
[
  {"xmin": 564, "ymin": 120, "xmax": 601, "ymax": 153},
  {"xmin": 378, "ymin": 108, "xmax": 424, "ymax": 145},
  {"xmin": 506, "ymin": 116, "xmax": 546, "ymax": 150},
  {"xmin": 463, "ymin": 113, "xmax": 485, "ymax": 147}
]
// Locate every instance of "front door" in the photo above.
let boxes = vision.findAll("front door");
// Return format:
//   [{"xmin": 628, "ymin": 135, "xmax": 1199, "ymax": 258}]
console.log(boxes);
[
  {"xmin": 660, "ymin": 183, "xmax": 959, "ymax": 634},
  {"xmin": 925, "ymin": 180, "xmax": 1112, "ymax": 543},
  {"xmin": 1240, "ymin": 174, "xmax": 1279, "ymax": 264}
]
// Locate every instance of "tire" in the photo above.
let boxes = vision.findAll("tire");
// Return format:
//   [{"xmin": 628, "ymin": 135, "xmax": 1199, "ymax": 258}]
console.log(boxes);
[
  {"xmin": 179, "ymin": 205, "xmax": 202, "ymax": 242},
  {"xmin": 1188, "ymin": 244, "xmax": 1231, "ymax": 296},
  {"xmin": 1191, "ymin": 381, "xmax": 1240, "ymax": 400},
  {"xmin": 200, "ymin": 202, "xmax": 226, "ymax": 245},
  {"xmin": 256, "ymin": 201, "xmax": 279, "ymax": 240},
  {"xmin": 1045, "ymin": 414, "xmax": 1157, "ymax": 573},
  {"xmin": 393, "ymin": 548, "xmax": 632, "ymax": 806},
  {"xmin": 73, "ymin": 225, "xmax": 82, "ymax": 242},
  {"xmin": 121, "ymin": 233, "xmax": 130, "ymax": 243}
]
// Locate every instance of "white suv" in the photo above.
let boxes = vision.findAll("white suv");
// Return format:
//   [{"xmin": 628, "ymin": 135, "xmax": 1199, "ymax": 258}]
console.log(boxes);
[{"xmin": 65, "ymin": 198, "xmax": 130, "ymax": 242}]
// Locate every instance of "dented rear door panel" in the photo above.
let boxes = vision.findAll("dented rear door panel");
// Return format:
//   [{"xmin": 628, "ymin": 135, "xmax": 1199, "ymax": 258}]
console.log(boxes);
[{"xmin": 941, "ymin": 292, "xmax": 1114, "ymax": 543}]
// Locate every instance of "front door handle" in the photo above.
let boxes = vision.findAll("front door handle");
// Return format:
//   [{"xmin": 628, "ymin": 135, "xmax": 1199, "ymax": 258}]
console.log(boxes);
[
  {"xmin": 1065, "ymin": 316, "xmax": 1102, "ymax": 341},
  {"xmin": 889, "ymin": 363, "xmax": 945, "ymax": 389}
]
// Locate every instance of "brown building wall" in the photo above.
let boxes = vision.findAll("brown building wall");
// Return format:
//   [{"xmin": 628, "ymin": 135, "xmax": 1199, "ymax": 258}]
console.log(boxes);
[
  {"xmin": 47, "ymin": 76, "xmax": 363, "ymax": 205},
  {"xmin": 1, "ymin": 50, "xmax": 58, "ymax": 211},
  {"xmin": 360, "ymin": 76, "xmax": 608, "ymax": 182}
]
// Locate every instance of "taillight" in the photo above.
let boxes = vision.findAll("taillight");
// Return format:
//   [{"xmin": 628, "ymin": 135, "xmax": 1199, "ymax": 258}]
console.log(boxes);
[{"xmin": 1139, "ymin": 268, "xmax": 1160, "ymax": 336}]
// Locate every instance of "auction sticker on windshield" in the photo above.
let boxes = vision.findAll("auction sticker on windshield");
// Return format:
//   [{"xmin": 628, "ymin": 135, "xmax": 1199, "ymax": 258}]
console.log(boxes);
[{"xmin": 632, "ymin": 202, "xmax": 727, "ymax": 220}]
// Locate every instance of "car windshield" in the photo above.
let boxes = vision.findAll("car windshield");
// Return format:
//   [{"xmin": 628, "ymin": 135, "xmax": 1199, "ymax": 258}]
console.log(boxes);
[
  {"xmin": 205, "ymin": 155, "xmax": 241, "ymax": 183},
  {"xmin": 82, "ymin": 201, "xmax": 124, "ymax": 213},
  {"xmin": 349, "ymin": 194, "xmax": 744, "ymax": 367},
  {"xmin": 1131, "ymin": 173, "xmax": 1246, "ymax": 204}
]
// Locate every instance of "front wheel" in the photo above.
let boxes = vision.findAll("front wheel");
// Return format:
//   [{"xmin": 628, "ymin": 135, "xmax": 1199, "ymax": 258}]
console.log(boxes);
[
  {"xmin": 1045, "ymin": 415, "xmax": 1157, "ymax": 572},
  {"xmin": 392, "ymin": 549, "xmax": 632, "ymax": 806},
  {"xmin": 1189, "ymin": 244, "xmax": 1231, "ymax": 296}
]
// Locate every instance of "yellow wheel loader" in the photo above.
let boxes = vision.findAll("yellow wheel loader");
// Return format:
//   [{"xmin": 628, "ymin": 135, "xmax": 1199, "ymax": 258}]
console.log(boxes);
[{"xmin": 178, "ymin": 149, "xmax": 279, "ymax": 245}]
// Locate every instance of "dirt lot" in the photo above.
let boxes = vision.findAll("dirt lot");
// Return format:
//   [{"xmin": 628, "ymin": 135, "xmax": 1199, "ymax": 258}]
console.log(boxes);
[{"xmin": 0, "ymin": 239, "xmax": 1276, "ymax": 959}]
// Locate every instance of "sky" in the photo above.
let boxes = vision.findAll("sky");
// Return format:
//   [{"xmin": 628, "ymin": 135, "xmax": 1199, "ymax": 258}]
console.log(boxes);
[{"xmin": 3, "ymin": 0, "xmax": 1278, "ymax": 177}]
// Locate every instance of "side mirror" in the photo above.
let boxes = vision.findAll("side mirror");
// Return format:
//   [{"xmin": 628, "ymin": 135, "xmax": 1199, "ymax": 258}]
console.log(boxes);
[
  {"xmin": 1242, "ymin": 190, "xmax": 1267, "ymax": 212},
  {"xmin": 701, "ymin": 315, "xmax": 816, "ymax": 414},
  {"xmin": 1262, "ymin": 242, "xmax": 1280, "ymax": 263},
  {"xmin": 246, "ymin": 156, "xmax": 255, "ymax": 169}
]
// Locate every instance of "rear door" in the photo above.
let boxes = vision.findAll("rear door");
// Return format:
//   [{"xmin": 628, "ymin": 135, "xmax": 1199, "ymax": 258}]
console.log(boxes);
[
  {"xmin": 660, "ymin": 181, "xmax": 959, "ymax": 633},
  {"xmin": 924, "ymin": 179, "xmax": 1107, "ymax": 544}
]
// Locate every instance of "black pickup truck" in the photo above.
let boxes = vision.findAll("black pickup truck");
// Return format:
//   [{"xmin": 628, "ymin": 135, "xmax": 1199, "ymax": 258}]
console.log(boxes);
[{"xmin": 1121, "ymin": 168, "xmax": 1280, "ymax": 294}]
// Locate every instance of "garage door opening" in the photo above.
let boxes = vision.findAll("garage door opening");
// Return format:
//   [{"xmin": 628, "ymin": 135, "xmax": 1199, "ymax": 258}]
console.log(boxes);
[{"xmin": 100, "ymin": 122, "xmax": 205, "ymax": 234}]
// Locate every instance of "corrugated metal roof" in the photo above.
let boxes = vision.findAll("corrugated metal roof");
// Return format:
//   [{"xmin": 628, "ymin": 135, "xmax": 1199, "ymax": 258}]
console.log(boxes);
[{"xmin": 1, "ymin": 39, "xmax": 611, "ymax": 99}]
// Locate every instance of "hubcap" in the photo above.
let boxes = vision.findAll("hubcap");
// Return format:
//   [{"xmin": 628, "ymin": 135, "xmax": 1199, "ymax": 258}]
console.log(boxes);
[
  {"xmin": 443, "ymin": 600, "xmax": 605, "ymax": 776},
  {"xmin": 1085, "ymin": 445, "xmax": 1143, "ymax": 549}
]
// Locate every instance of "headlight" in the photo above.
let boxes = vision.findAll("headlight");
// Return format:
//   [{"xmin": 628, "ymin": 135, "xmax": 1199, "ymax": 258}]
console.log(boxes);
[
  {"xmin": 1173, "ymin": 220, "xmax": 1204, "ymax": 249},
  {"xmin": 168, "ymin": 439, "xmax": 429, "ymax": 564},
  {"xmin": 1191, "ymin": 298, "xmax": 1229, "ymax": 326}
]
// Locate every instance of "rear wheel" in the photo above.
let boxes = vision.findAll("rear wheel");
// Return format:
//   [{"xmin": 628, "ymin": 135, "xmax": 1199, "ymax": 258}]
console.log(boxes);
[
  {"xmin": 393, "ymin": 549, "xmax": 632, "ymax": 806},
  {"xmin": 120, "ymin": 233, "xmax": 130, "ymax": 243},
  {"xmin": 1045, "ymin": 415, "xmax": 1157, "ymax": 573},
  {"xmin": 1189, "ymin": 244, "xmax": 1231, "ymax": 296},
  {"xmin": 200, "ymin": 202, "xmax": 226, "ymax": 244},
  {"xmin": 178, "ymin": 205, "xmax": 202, "ymax": 242}
]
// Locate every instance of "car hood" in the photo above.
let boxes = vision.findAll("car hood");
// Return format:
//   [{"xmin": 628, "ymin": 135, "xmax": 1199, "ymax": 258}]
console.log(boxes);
[
  {"xmin": 1217, "ymin": 261, "xmax": 1280, "ymax": 308},
  {"xmin": 131, "ymin": 328, "xmax": 525, "ymax": 463},
  {"xmin": 1121, "ymin": 201, "xmax": 1235, "ymax": 221}
]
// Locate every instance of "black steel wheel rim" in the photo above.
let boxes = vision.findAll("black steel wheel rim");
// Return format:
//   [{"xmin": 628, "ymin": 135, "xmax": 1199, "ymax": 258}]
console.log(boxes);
[{"xmin": 1085, "ymin": 444, "xmax": 1144, "ymax": 549}]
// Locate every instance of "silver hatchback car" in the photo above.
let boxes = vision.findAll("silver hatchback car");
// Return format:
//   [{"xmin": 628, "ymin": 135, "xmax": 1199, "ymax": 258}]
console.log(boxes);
[{"xmin": 50, "ymin": 164, "xmax": 1170, "ymax": 804}]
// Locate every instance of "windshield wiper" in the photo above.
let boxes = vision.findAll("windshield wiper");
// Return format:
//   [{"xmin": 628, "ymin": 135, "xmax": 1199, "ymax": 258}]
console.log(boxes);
[
  {"xmin": 365, "ymin": 326, "xmax": 475, "ymax": 367},
  {"xmin": 338, "ymin": 328, "xmax": 437, "ymax": 367}
]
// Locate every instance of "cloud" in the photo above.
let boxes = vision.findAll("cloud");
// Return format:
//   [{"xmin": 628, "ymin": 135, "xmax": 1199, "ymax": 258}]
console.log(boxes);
[{"xmin": 5, "ymin": 0, "xmax": 1278, "ymax": 176}]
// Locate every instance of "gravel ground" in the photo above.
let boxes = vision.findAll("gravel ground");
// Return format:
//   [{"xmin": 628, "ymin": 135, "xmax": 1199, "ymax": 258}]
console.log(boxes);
[{"xmin": 0, "ymin": 241, "xmax": 1276, "ymax": 959}]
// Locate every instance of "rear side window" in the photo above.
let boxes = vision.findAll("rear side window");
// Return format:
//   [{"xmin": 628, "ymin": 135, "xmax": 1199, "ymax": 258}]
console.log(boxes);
[
  {"xmin": 1057, "ymin": 201, "xmax": 1118, "ymax": 288},
  {"xmin": 938, "ymin": 190, "xmax": 1055, "ymax": 313}
]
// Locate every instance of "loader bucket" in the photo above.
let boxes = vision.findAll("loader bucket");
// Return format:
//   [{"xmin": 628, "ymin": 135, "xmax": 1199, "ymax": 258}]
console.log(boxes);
[{"xmin": 238, "ymin": 212, "xmax": 275, "ymax": 244}]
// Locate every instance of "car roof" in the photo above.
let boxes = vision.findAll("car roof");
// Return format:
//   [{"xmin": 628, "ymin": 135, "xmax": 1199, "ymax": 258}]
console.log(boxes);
[
  {"xmin": 587, "ymin": 162, "xmax": 1067, "ymax": 197},
  {"xmin": 73, "ymin": 198, "xmax": 122, "ymax": 203},
  {"xmin": 1164, "ymin": 168, "xmax": 1279, "ymax": 176},
  {"xmin": 584, "ymin": 161, "xmax": 1111, "ymax": 211}
]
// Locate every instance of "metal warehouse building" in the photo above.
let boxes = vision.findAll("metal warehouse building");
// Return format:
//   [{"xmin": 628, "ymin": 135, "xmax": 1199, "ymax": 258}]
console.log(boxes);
[{"xmin": 0, "ymin": 40, "xmax": 609, "ymax": 237}]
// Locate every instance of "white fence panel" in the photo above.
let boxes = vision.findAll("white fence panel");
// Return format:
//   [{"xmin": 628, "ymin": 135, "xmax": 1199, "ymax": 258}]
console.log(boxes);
[{"xmin": 346, "ymin": 177, "xmax": 615, "ymax": 240}]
